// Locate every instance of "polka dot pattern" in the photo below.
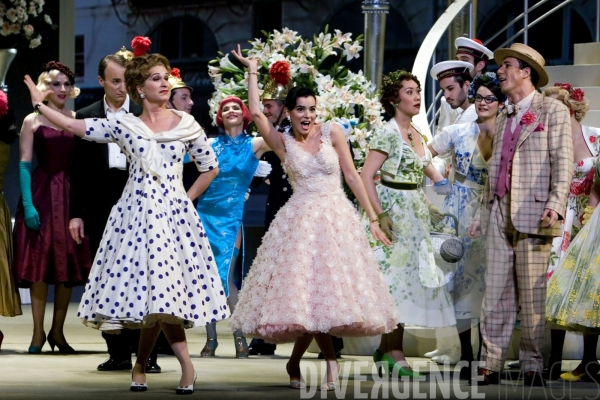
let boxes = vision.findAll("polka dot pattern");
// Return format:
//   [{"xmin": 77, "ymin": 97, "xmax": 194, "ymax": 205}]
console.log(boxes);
[{"xmin": 77, "ymin": 112, "xmax": 229, "ymax": 330}]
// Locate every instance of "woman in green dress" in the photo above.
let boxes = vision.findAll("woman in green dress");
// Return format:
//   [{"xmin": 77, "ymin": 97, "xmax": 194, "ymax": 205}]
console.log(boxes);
[{"xmin": 361, "ymin": 70, "xmax": 456, "ymax": 377}]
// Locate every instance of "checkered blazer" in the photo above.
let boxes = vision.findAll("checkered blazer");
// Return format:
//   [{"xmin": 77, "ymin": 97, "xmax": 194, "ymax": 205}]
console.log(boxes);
[{"xmin": 481, "ymin": 91, "xmax": 573, "ymax": 236}]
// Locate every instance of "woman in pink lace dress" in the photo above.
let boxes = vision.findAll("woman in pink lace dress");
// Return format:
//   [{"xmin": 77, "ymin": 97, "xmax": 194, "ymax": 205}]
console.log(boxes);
[{"xmin": 229, "ymin": 47, "xmax": 398, "ymax": 391}]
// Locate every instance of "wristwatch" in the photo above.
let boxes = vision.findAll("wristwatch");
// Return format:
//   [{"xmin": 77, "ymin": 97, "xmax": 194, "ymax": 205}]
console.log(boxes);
[{"xmin": 34, "ymin": 102, "xmax": 42, "ymax": 114}]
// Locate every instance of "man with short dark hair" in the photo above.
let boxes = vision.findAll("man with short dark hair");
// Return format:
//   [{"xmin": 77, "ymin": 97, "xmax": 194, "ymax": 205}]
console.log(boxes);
[
  {"xmin": 69, "ymin": 50, "xmax": 161, "ymax": 373},
  {"xmin": 470, "ymin": 43, "xmax": 573, "ymax": 387}
]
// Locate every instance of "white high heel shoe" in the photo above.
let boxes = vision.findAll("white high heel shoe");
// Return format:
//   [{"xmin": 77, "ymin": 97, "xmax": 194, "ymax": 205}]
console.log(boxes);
[
  {"xmin": 175, "ymin": 371, "xmax": 197, "ymax": 395},
  {"xmin": 286, "ymin": 362, "xmax": 306, "ymax": 389},
  {"xmin": 130, "ymin": 368, "xmax": 148, "ymax": 392},
  {"xmin": 424, "ymin": 348, "xmax": 450, "ymax": 358},
  {"xmin": 320, "ymin": 361, "xmax": 340, "ymax": 391},
  {"xmin": 432, "ymin": 345, "xmax": 460, "ymax": 365}
]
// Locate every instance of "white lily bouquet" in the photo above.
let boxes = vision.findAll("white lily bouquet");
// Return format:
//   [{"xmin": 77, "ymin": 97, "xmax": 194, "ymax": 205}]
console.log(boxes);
[{"xmin": 207, "ymin": 26, "xmax": 384, "ymax": 171}]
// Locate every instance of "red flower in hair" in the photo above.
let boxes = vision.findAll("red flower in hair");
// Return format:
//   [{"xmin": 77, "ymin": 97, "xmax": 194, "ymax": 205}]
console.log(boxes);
[
  {"xmin": 0, "ymin": 91, "xmax": 8, "ymax": 118},
  {"xmin": 571, "ymin": 88, "xmax": 585, "ymax": 102},
  {"xmin": 131, "ymin": 36, "xmax": 151, "ymax": 57},
  {"xmin": 170, "ymin": 68, "xmax": 182, "ymax": 80},
  {"xmin": 554, "ymin": 82, "xmax": 573, "ymax": 92},
  {"xmin": 269, "ymin": 61, "xmax": 291, "ymax": 86}
]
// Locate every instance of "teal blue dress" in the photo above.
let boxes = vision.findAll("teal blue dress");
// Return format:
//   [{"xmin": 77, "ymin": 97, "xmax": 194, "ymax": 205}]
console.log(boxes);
[{"xmin": 195, "ymin": 133, "xmax": 259, "ymax": 297}]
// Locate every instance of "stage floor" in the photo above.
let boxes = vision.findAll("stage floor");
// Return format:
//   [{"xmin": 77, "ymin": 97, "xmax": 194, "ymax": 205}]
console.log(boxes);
[{"xmin": 0, "ymin": 304, "xmax": 598, "ymax": 399}]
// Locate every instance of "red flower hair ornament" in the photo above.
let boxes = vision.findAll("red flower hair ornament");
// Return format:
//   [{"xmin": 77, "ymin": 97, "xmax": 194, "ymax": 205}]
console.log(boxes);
[
  {"xmin": 170, "ymin": 68, "xmax": 182, "ymax": 80},
  {"xmin": 131, "ymin": 36, "xmax": 151, "ymax": 57},
  {"xmin": 269, "ymin": 61, "xmax": 291, "ymax": 86},
  {"xmin": 216, "ymin": 96, "xmax": 252, "ymax": 131},
  {"xmin": 0, "ymin": 91, "xmax": 8, "ymax": 118},
  {"xmin": 553, "ymin": 82, "xmax": 585, "ymax": 102},
  {"xmin": 571, "ymin": 88, "xmax": 585, "ymax": 102}
]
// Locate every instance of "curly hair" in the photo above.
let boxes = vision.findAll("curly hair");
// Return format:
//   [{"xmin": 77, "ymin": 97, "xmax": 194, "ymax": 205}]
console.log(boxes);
[
  {"xmin": 543, "ymin": 86, "xmax": 589, "ymax": 122},
  {"xmin": 380, "ymin": 70, "xmax": 421, "ymax": 115},
  {"xmin": 468, "ymin": 72, "xmax": 506, "ymax": 104},
  {"xmin": 124, "ymin": 53, "xmax": 171, "ymax": 105},
  {"xmin": 36, "ymin": 68, "xmax": 80, "ymax": 99}
]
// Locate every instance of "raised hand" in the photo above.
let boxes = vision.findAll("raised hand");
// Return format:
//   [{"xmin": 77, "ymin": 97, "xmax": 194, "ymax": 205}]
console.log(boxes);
[
  {"xmin": 23, "ymin": 75, "xmax": 52, "ymax": 108},
  {"xmin": 230, "ymin": 44, "xmax": 257, "ymax": 70}
]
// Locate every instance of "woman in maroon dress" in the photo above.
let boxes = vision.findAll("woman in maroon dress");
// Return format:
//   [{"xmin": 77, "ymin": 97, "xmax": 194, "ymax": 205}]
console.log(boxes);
[{"xmin": 13, "ymin": 62, "xmax": 91, "ymax": 353}]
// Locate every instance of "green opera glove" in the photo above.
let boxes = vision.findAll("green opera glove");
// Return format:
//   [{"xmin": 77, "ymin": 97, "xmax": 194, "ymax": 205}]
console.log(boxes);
[
  {"xmin": 428, "ymin": 204, "xmax": 445, "ymax": 225},
  {"xmin": 19, "ymin": 161, "xmax": 40, "ymax": 230},
  {"xmin": 378, "ymin": 211, "xmax": 394, "ymax": 241}
]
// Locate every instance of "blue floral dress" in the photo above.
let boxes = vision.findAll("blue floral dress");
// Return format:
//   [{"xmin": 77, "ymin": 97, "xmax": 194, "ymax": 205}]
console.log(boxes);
[{"xmin": 430, "ymin": 121, "xmax": 488, "ymax": 320}]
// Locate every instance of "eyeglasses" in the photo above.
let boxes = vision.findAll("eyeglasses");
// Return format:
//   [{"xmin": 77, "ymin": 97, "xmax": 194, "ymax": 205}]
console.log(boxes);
[{"xmin": 474, "ymin": 95, "xmax": 498, "ymax": 104}]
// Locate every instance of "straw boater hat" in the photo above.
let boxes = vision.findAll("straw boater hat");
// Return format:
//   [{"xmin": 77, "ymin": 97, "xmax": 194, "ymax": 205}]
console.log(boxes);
[
  {"xmin": 430, "ymin": 60, "xmax": 474, "ymax": 81},
  {"xmin": 455, "ymin": 37, "xmax": 494, "ymax": 61},
  {"xmin": 494, "ymin": 43, "xmax": 549, "ymax": 87}
]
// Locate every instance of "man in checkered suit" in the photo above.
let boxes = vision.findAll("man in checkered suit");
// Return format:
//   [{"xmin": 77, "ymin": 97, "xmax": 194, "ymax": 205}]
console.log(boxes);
[{"xmin": 469, "ymin": 43, "xmax": 573, "ymax": 387}]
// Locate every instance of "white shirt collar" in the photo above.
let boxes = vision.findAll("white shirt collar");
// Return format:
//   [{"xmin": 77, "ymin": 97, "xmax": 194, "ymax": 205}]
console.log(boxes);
[
  {"xmin": 103, "ymin": 94, "xmax": 130, "ymax": 115},
  {"xmin": 516, "ymin": 90, "xmax": 536, "ymax": 112}
]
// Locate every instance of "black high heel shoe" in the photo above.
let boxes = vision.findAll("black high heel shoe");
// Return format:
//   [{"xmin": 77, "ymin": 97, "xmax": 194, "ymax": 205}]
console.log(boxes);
[
  {"xmin": 48, "ymin": 330, "xmax": 75, "ymax": 354},
  {"xmin": 0, "ymin": 330, "xmax": 4, "ymax": 352}
]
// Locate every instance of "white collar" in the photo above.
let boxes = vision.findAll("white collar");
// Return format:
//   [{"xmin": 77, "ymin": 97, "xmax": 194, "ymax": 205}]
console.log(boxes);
[{"xmin": 103, "ymin": 94, "xmax": 130, "ymax": 114}]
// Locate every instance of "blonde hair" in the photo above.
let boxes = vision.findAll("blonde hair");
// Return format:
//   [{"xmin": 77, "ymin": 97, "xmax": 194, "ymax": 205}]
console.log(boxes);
[
  {"xmin": 543, "ymin": 86, "xmax": 588, "ymax": 122},
  {"xmin": 36, "ymin": 69, "xmax": 80, "ymax": 99}
]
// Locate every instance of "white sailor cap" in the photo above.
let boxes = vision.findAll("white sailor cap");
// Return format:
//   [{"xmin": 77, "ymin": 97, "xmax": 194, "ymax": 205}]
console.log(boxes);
[
  {"xmin": 429, "ymin": 61, "xmax": 474, "ymax": 81},
  {"xmin": 455, "ymin": 37, "xmax": 494, "ymax": 61}
]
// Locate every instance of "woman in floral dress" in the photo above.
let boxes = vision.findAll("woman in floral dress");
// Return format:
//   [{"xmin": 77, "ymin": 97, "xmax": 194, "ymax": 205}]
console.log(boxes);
[
  {"xmin": 361, "ymin": 70, "xmax": 456, "ymax": 377},
  {"xmin": 544, "ymin": 83, "xmax": 600, "ymax": 381},
  {"xmin": 427, "ymin": 74, "xmax": 504, "ymax": 378}
]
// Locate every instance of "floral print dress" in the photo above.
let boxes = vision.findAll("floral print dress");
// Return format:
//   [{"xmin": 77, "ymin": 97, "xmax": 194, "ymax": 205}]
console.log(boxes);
[
  {"xmin": 546, "ymin": 125, "xmax": 600, "ymax": 331},
  {"xmin": 546, "ymin": 125, "xmax": 599, "ymax": 279},
  {"xmin": 430, "ymin": 121, "xmax": 488, "ymax": 320},
  {"xmin": 364, "ymin": 118, "xmax": 456, "ymax": 328}
]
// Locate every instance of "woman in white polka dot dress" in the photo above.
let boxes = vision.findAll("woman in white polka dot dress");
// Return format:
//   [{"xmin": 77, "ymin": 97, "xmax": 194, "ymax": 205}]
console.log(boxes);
[{"xmin": 23, "ymin": 53, "xmax": 228, "ymax": 394}]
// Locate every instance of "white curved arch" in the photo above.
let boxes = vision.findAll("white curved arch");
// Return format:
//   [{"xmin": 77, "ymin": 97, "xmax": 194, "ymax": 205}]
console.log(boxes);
[{"xmin": 411, "ymin": 0, "xmax": 472, "ymax": 140}]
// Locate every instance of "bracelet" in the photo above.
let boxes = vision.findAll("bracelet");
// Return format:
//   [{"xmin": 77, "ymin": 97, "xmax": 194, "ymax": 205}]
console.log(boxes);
[
  {"xmin": 248, "ymin": 71, "xmax": 259, "ymax": 76},
  {"xmin": 34, "ymin": 102, "xmax": 42, "ymax": 115},
  {"xmin": 369, "ymin": 218, "xmax": 378, "ymax": 223}
]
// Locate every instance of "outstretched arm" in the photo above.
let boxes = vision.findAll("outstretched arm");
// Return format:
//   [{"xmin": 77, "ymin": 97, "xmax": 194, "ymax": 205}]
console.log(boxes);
[
  {"xmin": 23, "ymin": 75, "xmax": 86, "ymax": 137},
  {"xmin": 230, "ymin": 45, "xmax": 285, "ymax": 160}
]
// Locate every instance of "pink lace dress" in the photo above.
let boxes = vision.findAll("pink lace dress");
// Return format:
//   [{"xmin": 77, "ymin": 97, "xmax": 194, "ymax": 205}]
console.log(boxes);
[{"xmin": 230, "ymin": 124, "xmax": 398, "ymax": 344}]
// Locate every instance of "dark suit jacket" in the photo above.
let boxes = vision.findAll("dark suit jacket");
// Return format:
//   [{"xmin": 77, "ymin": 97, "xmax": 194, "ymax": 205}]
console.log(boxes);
[{"xmin": 70, "ymin": 99, "xmax": 143, "ymax": 253}]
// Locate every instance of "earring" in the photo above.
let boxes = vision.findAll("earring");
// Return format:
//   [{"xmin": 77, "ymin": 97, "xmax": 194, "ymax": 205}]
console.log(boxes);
[
  {"xmin": 393, "ymin": 102, "xmax": 399, "ymax": 108},
  {"xmin": 139, "ymin": 92, "xmax": 146, "ymax": 99}
]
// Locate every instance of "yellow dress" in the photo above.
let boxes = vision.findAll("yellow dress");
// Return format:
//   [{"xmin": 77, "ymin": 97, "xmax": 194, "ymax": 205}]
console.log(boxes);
[{"xmin": 0, "ymin": 141, "xmax": 21, "ymax": 316}]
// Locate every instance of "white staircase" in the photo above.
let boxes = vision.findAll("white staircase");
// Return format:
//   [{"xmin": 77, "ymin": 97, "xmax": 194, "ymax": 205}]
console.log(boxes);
[{"xmin": 545, "ymin": 42, "xmax": 600, "ymax": 127}]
